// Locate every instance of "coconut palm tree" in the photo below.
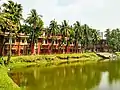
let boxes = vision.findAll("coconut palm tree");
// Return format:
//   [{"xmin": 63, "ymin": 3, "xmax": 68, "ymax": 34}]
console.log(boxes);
[
  {"xmin": 73, "ymin": 21, "xmax": 82, "ymax": 53},
  {"xmin": 91, "ymin": 29, "xmax": 100, "ymax": 52},
  {"xmin": 81, "ymin": 24, "xmax": 91, "ymax": 52},
  {"xmin": 2, "ymin": 0, "xmax": 23, "ymax": 26},
  {"xmin": 60, "ymin": 20, "xmax": 71, "ymax": 53},
  {"xmin": 67, "ymin": 26, "xmax": 74, "ymax": 53},
  {"xmin": 25, "ymin": 9, "xmax": 43, "ymax": 55},
  {"xmin": 106, "ymin": 28, "xmax": 120, "ymax": 52},
  {"xmin": 105, "ymin": 29, "xmax": 111, "ymax": 45},
  {"xmin": 1, "ymin": 0, "xmax": 23, "ymax": 64},
  {"xmin": 47, "ymin": 19, "xmax": 60, "ymax": 53},
  {"xmin": 0, "ymin": 13, "xmax": 18, "ymax": 64}
]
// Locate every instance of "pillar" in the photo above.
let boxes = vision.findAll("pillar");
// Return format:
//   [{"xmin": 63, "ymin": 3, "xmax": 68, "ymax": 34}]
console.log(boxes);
[
  {"xmin": 18, "ymin": 38, "xmax": 21, "ymax": 56},
  {"xmin": 37, "ymin": 42, "xmax": 40, "ymax": 54}
]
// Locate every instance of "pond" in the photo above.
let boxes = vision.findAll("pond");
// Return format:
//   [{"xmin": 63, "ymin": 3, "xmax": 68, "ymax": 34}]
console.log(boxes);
[{"xmin": 9, "ymin": 61, "xmax": 120, "ymax": 90}]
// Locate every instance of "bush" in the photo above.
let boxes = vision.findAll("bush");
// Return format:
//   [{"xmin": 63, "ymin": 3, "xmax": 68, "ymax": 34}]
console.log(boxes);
[{"xmin": 7, "ymin": 53, "xmax": 100, "ymax": 65}]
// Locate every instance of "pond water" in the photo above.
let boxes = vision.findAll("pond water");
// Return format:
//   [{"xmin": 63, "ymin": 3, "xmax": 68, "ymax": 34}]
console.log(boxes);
[{"xmin": 9, "ymin": 61, "xmax": 120, "ymax": 90}]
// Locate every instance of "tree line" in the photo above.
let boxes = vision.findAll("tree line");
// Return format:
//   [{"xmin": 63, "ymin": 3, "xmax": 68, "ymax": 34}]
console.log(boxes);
[
  {"xmin": 0, "ymin": 0, "xmax": 119, "ymax": 64},
  {"xmin": 105, "ymin": 29, "xmax": 120, "ymax": 52}
]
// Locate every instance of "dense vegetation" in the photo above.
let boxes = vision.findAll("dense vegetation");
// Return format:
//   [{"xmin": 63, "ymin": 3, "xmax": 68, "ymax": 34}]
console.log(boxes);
[
  {"xmin": 0, "ymin": 0, "xmax": 120, "ymax": 63},
  {"xmin": 105, "ymin": 29, "xmax": 120, "ymax": 52},
  {"xmin": 4, "ymin": 53, "xmax": 100, "ymax": 68},
  {"xmin": 1, "ymin": 1, "xmax": 120, "ymax": 90},
  {"xmin": 0, "ymin": 0, "xmax": 101, "ymax": 57}
]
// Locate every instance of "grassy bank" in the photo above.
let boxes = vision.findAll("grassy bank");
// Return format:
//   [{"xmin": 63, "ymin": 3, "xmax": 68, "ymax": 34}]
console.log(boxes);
[
  {"xmin": 116, "ymin": 52, "xmax": 120, "ymax": 57},
  {"xmin": 3, "ymin": 53, "xmax": 101, "ymax": 68},
  {"xmin": 0, "ymin": 66, "xmax": 20, "ymax": 90},
  {"xmin": 0, "ymin": 53, "xmax": 104, "ymax": 90}
]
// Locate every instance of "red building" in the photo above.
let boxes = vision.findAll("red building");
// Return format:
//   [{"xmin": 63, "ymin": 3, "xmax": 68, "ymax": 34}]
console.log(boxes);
[
  {"xmin": 0, "ymin": 32, "xmax": 109, "ymax": 56},
  {"xmin": 0, "ymin": 32, "xmax": 29, "ymax": 56},
  {"xmin": 36, "ymin": 32, "xmax": 78, "ymax": 54},
  {"xmin": 0, "ymin": 32, "xmax": 81, "ymax": 56}
]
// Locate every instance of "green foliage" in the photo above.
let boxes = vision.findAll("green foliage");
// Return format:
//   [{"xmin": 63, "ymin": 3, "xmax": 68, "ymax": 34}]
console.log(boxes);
[
  {"xmin": 2, "ymin": 0, "xmax": 23, "ymax": 30},
  {"xmin": 5, "ymin": 53, "xmax": 100, "ymax": 65},
  {"xmin": 0, "ymin": 0, "xmax": 101, "ymax": 55},
  {"xmin": 105, "ymin": 29, "xmax": 120, "ymax": 52},
  {"xmin": 0, "ymin": 13, "xmax": 18, "ymax": 33},
  {"xmin": 0, "ymin": 0, "xmax": 23, "ymax": 65},
  {"xmin": 24, "ymin": 9, "xmax": 44, "ymax": 53}
]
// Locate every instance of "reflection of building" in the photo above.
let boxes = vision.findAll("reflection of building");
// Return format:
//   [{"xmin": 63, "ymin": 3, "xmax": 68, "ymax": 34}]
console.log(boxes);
[
  {"xmin": 8, "ymin": 72, "xmax": 26, "ymax": 87},
  {"xmin": 0, "ymin": 32, "xmax": 109, "ymax": 56}
]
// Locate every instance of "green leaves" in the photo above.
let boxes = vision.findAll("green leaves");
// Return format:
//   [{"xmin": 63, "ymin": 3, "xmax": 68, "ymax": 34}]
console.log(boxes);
[
  {"xmin": 48, "ymin": 19, "xmax": 60, "ymax": 36},
  {"xmin": 2, "ymin": 0, "xmax": 23, "ymax": 24},
  {"xmin": 24, "ymin": 9, "xmax": 44, "ymax": 46},
  {"xmin": 0, "ymin": 0, "xmax": 23, "ymax": 34},
  {"xmin": 105, "ymin": 29, "xmax": 120, "ymax": 52},
  {"xmin": 0, "ymin": 13, "xmax": 18, "ymax": 33},
  {"xmin": 25, "ymin": 9, "xmax": 43, "ymax": 28}
]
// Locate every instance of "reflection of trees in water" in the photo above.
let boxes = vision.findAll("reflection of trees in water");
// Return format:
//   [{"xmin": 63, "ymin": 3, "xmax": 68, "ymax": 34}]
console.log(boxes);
[
  {"xmin": 107, "ymin": 62, "xmax": 120, "ymax": 84},
  {"xmin": 9, "ymin": 71, "xmax": 27, "ymax": 89},
  {"xmin": 9, "ymin": 65, "xmax": 102, "ymax": 90},
  {"xmin": 9, "ymin": 62, "xmax": 120, "ymax": 90},
  {"xmin": 94, "ymin": 61, "xmax": 120, "ymax": 85}
]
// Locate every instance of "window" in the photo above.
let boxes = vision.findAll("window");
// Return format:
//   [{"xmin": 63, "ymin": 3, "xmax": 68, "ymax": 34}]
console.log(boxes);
[
  {"xmin": 70, "ymin": 42, "xmax": 72, "ymax": 44},
  {"xmin": 16, "ymin": 39, "xmax": 19, "ymax": 42},
  {"xmin": 54, "ymin": 40, "xmax": 57, "ymax": 44},
  {"xmin": 5, "ymin": 38, "xmax": 9, "ymax": 43},
  {"xmin": 43, "ymin": 40, "xmax": 47, "ymax": 44},
  {"xmin": 22, "ymin": 39, "xmax": 24, "ymax": 43},
  {"xmin": 55, "ymin": 40, "xmax": 57, "ymax": 44},
  {"xmin": 45, "ymin": 40, "xmax": 47, "ymax": 44},
  {"xmin": 12, "ymin": 39, "xmax": 15, "ymax": 43}
]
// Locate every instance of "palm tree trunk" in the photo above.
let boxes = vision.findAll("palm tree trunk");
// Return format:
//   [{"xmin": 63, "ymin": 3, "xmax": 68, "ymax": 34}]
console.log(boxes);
[
  {"xmin": 18, "ymin": 38, "xmax": 20, "ymax": 56},
  {"xmin": 6, "ymin": 35, "xmax": 12, "ymax": 65},
  {"xmin": 0, "ymin": 37, "xmax": 6, "ymax": 56},
  {"xmin": 31, "ymin": 29, "xmax": 35, "ymax": 55},
  {"xmin": 65, "ymin": 42, "xmax": 68, "ymax": 53},
  {"xmin": 75, "ymin": 41, "xmax": 78, "ymax": 53},
  {"xmin": 31, "ymin": 42, "xmax": 35, "ymax": 54}
]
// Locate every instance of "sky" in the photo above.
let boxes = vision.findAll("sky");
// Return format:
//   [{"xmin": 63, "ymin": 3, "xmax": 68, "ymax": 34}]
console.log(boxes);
[{"xmin": 1, "ymin": 0, "xmax": 120, "ymax": 31}]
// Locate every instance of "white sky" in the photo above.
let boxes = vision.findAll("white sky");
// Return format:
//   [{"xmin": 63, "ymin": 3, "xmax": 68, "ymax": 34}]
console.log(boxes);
[{"xmin": 1, "ymin": 0, "xmax": 120, "ymax": 31}]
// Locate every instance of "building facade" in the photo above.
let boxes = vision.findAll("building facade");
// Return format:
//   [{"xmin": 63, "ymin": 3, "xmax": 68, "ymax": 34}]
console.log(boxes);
[
  {"xmin": 0, "ymin": 32, "xmax": 109, "ymax": 56},
  {"xmin": 0, "ymin": 32, "xmax": 29, "ymax": 56},
  {"xmin": 0, "ymin": 32, "xmax": 81, "ymax": 56}
]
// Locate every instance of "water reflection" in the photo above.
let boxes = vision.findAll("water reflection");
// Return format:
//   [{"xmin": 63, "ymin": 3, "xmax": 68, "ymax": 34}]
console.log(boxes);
[{"xmin": 9, "ymin": 61, "xmax": 120, "ymax": 90}]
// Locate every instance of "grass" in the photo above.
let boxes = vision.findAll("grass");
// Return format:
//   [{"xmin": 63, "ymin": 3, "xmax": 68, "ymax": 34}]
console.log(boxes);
[
  {"xmin": 0, "ymin": 66, "xmax": 20, "ymax": 90},
  {"xmin": 3, "ymin": 52, "xmax": 101, "ymax": 69},
  {"xmin": 115, "ymin": 52, "xmax": 120, "ymax": 56},
  {"xmin": 114, "ymin": 52, "xmax": 120, "ymax": 60}
]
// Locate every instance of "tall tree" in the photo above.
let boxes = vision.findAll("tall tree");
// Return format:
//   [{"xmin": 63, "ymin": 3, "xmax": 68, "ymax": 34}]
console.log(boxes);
[
  {"xmin": 73, "ymin": 21, "xmax": 82, "ymax": 53},
  {"xmin": 81, "ymin": 24, "xmax": 91, "ymax": 52},
  {"xmin": 0, "ymin": 13, "xmax": 18, "ymax": 64},
  {"xmin": 91, "ymin": 29, "xmax": 100, "ymax": 52},
  {"xmin": 105, "ymin": 28, "xmax": 120, "ymax": 52},
  {"xmin": 60, "ymin": 20, "xmax": 71, "ymax": 53},
  {"xmin": 2, "ymin": 0, "xmax": 23, "ymax": 27},
  {"xmin": 25, "ymin": 9, "xmax": 43, "ymax": 54},
  {"xmin": 47, "ymin": 19, "xmax": 60, "ymax": 53},
  {"xmin": 1, "ymin": 0, "xmax": 23, "ymax": 64}
]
